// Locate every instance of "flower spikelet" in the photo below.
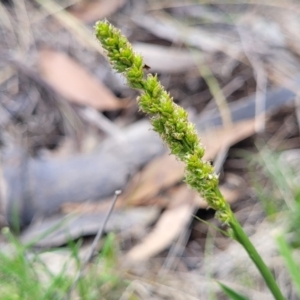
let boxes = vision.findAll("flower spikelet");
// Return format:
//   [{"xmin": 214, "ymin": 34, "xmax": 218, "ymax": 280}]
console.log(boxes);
[{"xmin": 94, "ymin": 20, "xmax": 232, "ymax": 224}]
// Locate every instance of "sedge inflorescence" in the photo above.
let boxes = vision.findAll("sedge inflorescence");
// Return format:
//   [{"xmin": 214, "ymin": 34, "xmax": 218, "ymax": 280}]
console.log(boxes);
[{"xmin": 95, "ymin": 20, "xmax": 232, "ymax": 223}]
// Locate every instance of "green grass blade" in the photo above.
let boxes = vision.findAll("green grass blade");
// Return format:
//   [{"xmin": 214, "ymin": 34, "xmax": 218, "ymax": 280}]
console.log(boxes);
[
  {"xmin": 218, "ymin": 282, "xmax": 249, "ymax": 300},
  {"xmin": 276, "ymin": 233, "xmax": 300, "ymax": 297}
]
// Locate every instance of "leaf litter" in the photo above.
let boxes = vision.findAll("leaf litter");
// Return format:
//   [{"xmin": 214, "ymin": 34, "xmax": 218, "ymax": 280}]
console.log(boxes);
[{"xmin": 38, "ymin": 48, "xmax": 123, "ymax": 110}]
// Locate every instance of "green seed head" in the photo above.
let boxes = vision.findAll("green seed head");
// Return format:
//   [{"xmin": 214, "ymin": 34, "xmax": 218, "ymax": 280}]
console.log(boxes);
[{"xmin": 94, "ymin": 20, "xmax": 232, "ymax": 224}]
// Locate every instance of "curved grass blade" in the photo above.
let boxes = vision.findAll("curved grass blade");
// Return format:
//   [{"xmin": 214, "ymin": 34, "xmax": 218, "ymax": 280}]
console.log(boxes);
[
  {"xmin": 276, "ymin": 233, "xmax": 300, "ymax": 297},
  {"xmin": 218, "ymin": 282, "xmax": 249, "ymax": 300}
]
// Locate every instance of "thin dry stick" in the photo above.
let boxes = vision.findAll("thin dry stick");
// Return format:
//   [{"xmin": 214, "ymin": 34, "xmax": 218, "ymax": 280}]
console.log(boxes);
[
  {"xmin": 67, "ymin": 190, "xmax": 121, "ymax": 295},
  {"xmin": 84, "ymin": 190, "xmax": 121, "ymax": 265}
]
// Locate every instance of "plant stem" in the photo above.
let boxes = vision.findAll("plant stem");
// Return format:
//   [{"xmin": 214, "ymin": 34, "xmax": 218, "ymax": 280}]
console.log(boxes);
[{"xmin": 229, "ymin": 214, "xmax": 285, "ymax": 300}]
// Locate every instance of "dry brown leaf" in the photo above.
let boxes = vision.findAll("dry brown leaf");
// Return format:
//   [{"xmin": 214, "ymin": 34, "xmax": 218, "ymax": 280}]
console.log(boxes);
[
  {"xmin": 126, "ymin": 187, "xmax": 195, "ymax": 261},
  {"xmin": 133, "ymin": 43, "xmax": 196, "ymax": 73},
  {"xmin": 200, "ymin": 119, "xmax": 256, "ymax": 159},
  {"xmin": 70, "ymin": 0, "xmax": 127, "ymax": 23},
  {"xmin": 125, "ymin": 155, "xmax": 184, "ymax": 206},
  {"xmin": 38, "ymin": 49, "xmax": 122, "ymax": 110}
]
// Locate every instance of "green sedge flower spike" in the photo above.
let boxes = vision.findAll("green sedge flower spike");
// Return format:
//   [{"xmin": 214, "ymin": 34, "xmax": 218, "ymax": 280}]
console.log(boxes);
[{"xmin": 94, "ymin": 20, "xmax": 232, "ymax": 223}]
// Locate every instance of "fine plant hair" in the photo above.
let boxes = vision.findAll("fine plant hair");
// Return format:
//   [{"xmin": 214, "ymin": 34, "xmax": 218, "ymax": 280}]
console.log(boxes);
[{"xmin": 94, "ymin": 20, "xmax": 285, "ymax": 300}]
